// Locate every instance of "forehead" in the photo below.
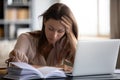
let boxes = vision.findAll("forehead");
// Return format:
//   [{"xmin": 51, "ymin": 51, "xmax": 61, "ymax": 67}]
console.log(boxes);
[{"xmin": 45, "ymin": 19, "xmax": 65, "ymax": 29}]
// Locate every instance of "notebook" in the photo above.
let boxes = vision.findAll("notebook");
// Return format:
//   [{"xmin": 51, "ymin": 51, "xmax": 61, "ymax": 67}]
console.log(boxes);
[{"xmin": 69, "ymin": 39, "xmax": 120, "ymax": 77}]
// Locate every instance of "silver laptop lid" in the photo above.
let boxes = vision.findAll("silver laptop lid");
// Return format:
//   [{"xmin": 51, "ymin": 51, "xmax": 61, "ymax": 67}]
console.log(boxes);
[{"xmin": 73, "ymin": 39, "xmax": 120, "ymax": 76}]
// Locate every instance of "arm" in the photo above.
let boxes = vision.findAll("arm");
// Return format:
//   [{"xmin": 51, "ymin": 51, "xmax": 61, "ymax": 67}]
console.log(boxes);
[
  {"xmin": 6, "ymin": 33, "xmax": 31, "ymax": 66},
  {"xmin": 61, "ymin": 16, "xmax": 77, "ymax": 62},
  {"xmin": 61, "ymin": 16, "xmax": 77, "ymax": 49},
  {"xmin": 61, "ymin": 16, "xmax": 78, "ymax": 72}
]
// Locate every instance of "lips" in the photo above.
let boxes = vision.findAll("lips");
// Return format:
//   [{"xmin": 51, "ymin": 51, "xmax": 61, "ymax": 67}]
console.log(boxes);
[
  {"xmin": 48, "ymin": 38, "xmax": 53, "ymax": 41},
  {"xmin": 48, "ymin": 38, "xmax": 56, "ymax": 44},
  {"xmin": 48, "ymin": 38, "xmax": 54, "ymax": 42}
]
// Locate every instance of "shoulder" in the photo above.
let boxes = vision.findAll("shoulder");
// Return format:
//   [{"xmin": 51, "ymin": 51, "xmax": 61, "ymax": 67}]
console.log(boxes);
[
  {"xmin": 15, "ymin": 31, "xmax": 42, "ymax": 48},
  {"xmin": 18, "ymin": 30, "xmax": 42, "ymax": 40},
  {"xmin": 27, "ymin": 30, "xmax": 42, "ymax": 38}
]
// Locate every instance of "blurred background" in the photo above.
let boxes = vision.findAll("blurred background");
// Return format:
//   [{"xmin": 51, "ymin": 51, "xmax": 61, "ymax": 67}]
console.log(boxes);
[{"xmin": 0, "ymin": 0, "xmax": 120, "ymax": 68}]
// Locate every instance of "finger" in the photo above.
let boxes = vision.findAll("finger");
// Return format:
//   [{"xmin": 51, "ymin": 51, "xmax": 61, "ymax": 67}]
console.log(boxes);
[
  {"xmin": 61, "ymin": 20, "xmax": 69, "ymax": 28},
  {"xmin": 61, "ymin": 16, "xmax": 72, "ymax": 26},
  {"xmin": 61, "ymin": 21, "xmax": 71, "ymax": 33},
  {"xmin": 61, "ymin": 20, "xmax": 71, "ymax": 27},
  {"xmin": 61, "ymin": 16, "xmax": 73, "ymax": 34},
  {"xmin": 64, "ymin": 65, "xmax": 72, "ymax": 72}
]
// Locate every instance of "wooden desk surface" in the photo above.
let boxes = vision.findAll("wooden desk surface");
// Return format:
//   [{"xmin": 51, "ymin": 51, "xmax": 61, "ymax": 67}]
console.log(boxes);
[{"xmin": 0, "ymin": 68, "xmax": 7, "ymax": 75}]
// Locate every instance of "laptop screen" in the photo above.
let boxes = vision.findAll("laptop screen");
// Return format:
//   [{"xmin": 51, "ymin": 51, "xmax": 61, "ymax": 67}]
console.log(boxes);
[{"xmin": 72, "ymin": 39, "xmax": 120, "ymax": 76}]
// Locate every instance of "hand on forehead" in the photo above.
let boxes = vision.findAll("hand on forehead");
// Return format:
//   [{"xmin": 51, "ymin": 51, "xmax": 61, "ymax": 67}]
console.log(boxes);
[{"xmin": 61, "ymin": 16, "xmax": 72, "ymax": 33}]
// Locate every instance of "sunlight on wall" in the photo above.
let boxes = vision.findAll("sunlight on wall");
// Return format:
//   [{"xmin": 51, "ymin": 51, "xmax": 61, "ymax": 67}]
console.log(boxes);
[{"xmin": 60, "ymin": 0, "xmax": 110, "ymax": 40}]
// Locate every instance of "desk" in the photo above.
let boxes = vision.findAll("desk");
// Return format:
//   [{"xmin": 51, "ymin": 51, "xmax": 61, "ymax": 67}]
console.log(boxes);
[
  {"xmin": 1, "ymin": 73, "xmax": 120, "ymax": 80},
  {"xmin": 0, "ymin": 68, "xmax": 120, "ymax": 80},
  {"xmin": 0, "ymin": 68, "xmax": 7, "ymax": 75}
]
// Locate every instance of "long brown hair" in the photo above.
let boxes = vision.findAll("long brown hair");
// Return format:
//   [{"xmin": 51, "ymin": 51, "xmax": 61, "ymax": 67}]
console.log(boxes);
[{"xmin": 37, "ymin": 3, "xmax": 78, "ymax": 63}]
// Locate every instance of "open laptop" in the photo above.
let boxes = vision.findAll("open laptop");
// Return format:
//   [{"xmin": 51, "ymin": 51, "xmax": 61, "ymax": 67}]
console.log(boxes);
[{"xmin": 68, "ymin": 39, "xmax": 120, "ymax": 77}]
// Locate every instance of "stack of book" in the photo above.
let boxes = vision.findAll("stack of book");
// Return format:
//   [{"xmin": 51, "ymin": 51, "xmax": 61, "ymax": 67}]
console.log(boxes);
[{"xmin": 4, "ymin": 62, "xmax": 66, "ymax": 80}]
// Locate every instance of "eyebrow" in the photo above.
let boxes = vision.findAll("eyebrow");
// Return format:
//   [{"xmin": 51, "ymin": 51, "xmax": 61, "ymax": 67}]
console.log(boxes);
[{"xmin": 49, "ymin": 25, "xmax": 65, "ymax": 30}]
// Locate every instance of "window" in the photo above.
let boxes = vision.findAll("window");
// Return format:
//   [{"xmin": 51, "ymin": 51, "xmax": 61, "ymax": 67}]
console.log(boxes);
[{"xmin": 60, "ymin": 0, "xmax": 110, "ymax": 40}]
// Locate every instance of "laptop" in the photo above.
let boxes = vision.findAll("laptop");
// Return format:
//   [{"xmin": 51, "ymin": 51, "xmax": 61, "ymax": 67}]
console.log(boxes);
[{"xmin": 68, "ymin": 39, "xmax": 120, "ymax": 77}]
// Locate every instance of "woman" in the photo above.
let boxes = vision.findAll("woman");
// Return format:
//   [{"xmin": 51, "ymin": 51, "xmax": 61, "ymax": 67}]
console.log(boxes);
[{"xmin": 6, "ymin": 3, "xmax": 78, "ymax": 71}]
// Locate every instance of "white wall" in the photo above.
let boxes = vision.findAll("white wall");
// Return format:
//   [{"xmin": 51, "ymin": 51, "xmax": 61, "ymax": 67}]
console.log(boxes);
[{"xmin": 31, "ymin": 0, "xmax": 59, "ymax": 30}]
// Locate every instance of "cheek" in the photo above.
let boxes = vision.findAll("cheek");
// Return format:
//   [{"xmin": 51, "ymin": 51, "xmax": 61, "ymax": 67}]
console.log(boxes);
[
  {"xmin": 45, "ymin": 28, "xmax": 51, "ymax": 38},
  {"xmin": 57, "ymin": 33, "xmax": 65, "ymax": 40}
]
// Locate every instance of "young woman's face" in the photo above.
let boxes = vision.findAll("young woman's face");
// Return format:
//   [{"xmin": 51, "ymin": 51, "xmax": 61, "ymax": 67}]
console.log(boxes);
[{"xmin": 44, "ymin": 19, "xmax": 65, "ymax": 45}]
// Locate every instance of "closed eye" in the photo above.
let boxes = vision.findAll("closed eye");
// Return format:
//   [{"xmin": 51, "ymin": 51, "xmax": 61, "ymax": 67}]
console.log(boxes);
[
  {"xmin": 58, "ymin": 29, "xmax": 65, "ymax": 33},
  {"xmin": 48, "ymin": 26, "xmax": 54, "ymax": 31},
  {"xmin": 48, "ymin": 27, "xmax": 53, "ymax": 31}
]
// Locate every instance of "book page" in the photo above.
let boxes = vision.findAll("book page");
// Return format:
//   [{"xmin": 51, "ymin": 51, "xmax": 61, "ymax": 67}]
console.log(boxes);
[
  {"xmin": 10, "ymin": 62, "xmax": 35, "ymax": 69},
  {"xmin": 114, "ymin": 69, "xmax": 120, "ymax": 73},
  {"xmin": 8, "ymin": 62, "xmax": 66, "ymax": 79},
  {"xmin": 37, "ymin": 66, "xmax": 66, "ymax": 78},
  {"xmin": 9, "ymin": 62, "xmax": 43, "ymax": 77}
]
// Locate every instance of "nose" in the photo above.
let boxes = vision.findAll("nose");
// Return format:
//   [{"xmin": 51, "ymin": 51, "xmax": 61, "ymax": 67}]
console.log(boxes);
[{"xmin": 52, "ymin": 31, "xmax": 58, "ymax": 39}]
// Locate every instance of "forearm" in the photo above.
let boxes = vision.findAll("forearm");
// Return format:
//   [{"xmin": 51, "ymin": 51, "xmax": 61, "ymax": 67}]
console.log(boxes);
[{"xmin": 67, "ymin": 32, "xmax": 77, "ymax": 48}]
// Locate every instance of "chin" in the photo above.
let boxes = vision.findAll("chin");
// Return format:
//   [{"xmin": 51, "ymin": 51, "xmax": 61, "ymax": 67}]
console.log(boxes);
[
  {"xmin": 48, "ymin": 41, "xmax": 54, "ymax": 44},
  {"xmin": 49, "ymin": 41, "xmax": 56, "ymax": 45}
]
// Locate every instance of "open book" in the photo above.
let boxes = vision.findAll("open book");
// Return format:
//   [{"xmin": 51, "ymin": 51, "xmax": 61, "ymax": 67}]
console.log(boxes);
[{"xmin": 4, "ymin": 62, "xmax": 66, "ymax": 80}]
